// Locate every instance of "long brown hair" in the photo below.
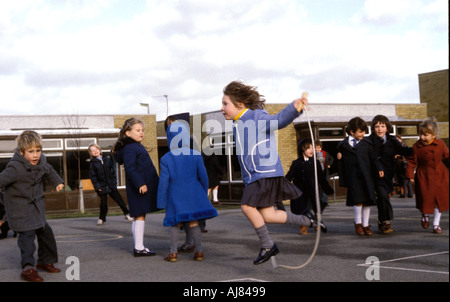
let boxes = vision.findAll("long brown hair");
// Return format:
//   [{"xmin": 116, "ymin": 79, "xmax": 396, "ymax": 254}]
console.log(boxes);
[
  {"xmin": 118, "ymin": 117, "xmax": 144, "ymax": 140},
  {"xmin": 223, "ymin": 81, "xmax": 266, "ymax": 110}
]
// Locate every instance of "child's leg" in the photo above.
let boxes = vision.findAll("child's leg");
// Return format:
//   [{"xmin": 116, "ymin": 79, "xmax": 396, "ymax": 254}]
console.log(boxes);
[
  {"xmin": 362, "ymin": 206, "xmax": 371, "ymax": 227},
  {"xmin": 353, "ymin": 205, "xmax": 362, "ymax": 224},
  {"xmin": 109, "ymin": 190, "xmax": 130, "ymax": 216},
  {"xmin": 241, "ymin": 205, "xmax": 274, "ymax": 249},
  {"xmin": 188, "ymin": 221, "xmax": 202, "ymax": 253},
  {"xmin": 17, "ymin": 230, "xmax": 37, "ymax": 269},
  {"xmin": 133, "ymin": 216, "xmax": 145, "ymax": 250},
  {"xmin": 258, "ymin": 205, "xmax": 311, "ymax": 226},
  {"xmin": 36, "ymin": 223, "xmax": 58, "ymax": 265},
  {"xmin": 169, "ymin": 226, "xmax": 179, "ymax": 254},
  {"xmin": 433, "ymin": 208, "xmax": 442, "ymax": 228},
  {"xmin": 99, "ymin": 194, "xmax": 108, "ymax": 221}
]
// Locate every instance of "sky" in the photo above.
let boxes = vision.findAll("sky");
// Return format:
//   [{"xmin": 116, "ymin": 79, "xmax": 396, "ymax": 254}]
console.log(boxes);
[{"xmin": 0, "ymin": 0, "xmax": 448, "ymax": 121}]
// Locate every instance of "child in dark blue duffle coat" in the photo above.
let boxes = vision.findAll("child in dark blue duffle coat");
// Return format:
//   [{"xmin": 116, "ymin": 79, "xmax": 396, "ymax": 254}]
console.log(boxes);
[
  {"xmin": 113, "ymin": 118, "xmax": 160, "ymax": 257},
  {"xmin": 157, "ymin": 121, "xmax": 218, "ymax": 262}
]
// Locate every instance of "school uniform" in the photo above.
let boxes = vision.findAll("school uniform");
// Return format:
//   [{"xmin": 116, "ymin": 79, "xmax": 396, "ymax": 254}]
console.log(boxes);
[
  {"xmin": 157, "ymin": 122, "xmax": 218, "ymax": 226},
  {"xmin": 113, "ymin": 138, "xmax": 159, "ymax": 217},
  {"xmin": 89, "ymin": 155, "xmax": 129, "ymax": 221},
  {"xmin": 367, "ymin": 133, "xmax": 412, "ymax": 224},
  {"xmin": 405, "ymin": 138, "xmax": 449, "ymax": 214},
  {"xmin": 233, "ymin": 102, "xmax": 303, "ymax": 207},
  {"xmin": 337, "ymin": 136, "xmax": 377, "ymax": 207},
  {"xmin": 285, "ymin": 156, "xmax": 334, "ymax": 215},
  {"xmin": 0, "ymin": 150, "xmax": 63, "ymax": 268}
]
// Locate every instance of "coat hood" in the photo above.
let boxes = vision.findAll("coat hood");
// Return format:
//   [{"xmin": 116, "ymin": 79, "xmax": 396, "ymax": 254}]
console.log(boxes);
[{"xmin": 166, "ymin": 121, "xmax": 190, "ymax": 152}]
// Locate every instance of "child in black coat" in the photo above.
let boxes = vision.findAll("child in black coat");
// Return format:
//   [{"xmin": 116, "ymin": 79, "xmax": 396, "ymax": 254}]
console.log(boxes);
[
  {"xmin": 337, "ymin": 117, "xmax": 377, "ymax": 236},
  {"xmin": 286, "ymin": 139, "xmax": 334, "ymax": 234},
  {"xmin": 88, "ymin": 143, "xmax": 132, "ymax": 225}
]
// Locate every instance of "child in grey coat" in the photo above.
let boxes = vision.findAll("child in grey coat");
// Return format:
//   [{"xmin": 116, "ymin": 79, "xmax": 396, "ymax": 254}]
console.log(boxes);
[{"xmin": 0, "ymin": 131, "xmax": 64, "ymax": 282}]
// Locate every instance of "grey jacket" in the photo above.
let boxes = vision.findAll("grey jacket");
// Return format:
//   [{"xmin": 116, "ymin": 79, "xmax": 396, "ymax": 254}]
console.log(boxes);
[{"xmin": 0, "ymin": 149, "xmax": 63, "ymax": 232}]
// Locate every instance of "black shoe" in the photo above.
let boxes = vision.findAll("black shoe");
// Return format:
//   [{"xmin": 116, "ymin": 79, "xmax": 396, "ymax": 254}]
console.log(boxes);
[
  {"xmin": 318, "ymin": 220, "xmax": 328, "ymax": 233},
  {"xmin": 133, "ymin": 248, "xmax": 156, "ymax": 257},
  {"xmin": 303, "ymin": 211, "xmax": 327, "ymax": 232},
  {"xmin": 253, "ymin": 243, "xmax": 279, "ymax": 265}
]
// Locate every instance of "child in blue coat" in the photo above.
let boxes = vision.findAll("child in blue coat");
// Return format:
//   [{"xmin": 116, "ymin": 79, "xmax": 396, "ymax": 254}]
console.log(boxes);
[
  {"xmin": 221, "ymin": 81, "xmax": 317, "ymax": 265},
  {"xmin": 113, "ymin": 118, "xmax": 159, "ymax": 257},
  {"xmin": 157, "ymin": 121, "xmax": 218, "ymax": 262}
]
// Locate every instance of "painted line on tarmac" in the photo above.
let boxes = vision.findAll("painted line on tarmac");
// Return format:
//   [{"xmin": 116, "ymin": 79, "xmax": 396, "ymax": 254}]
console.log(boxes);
[
  {"xmin": 55, "ymin": 234, "xmax": 123, "ymax": 243},
  {"xmin": 219, "ymin": 278, "xmax": 269, "ymax": 282},
  {"xmin": 357, "ymin": 251, "xmax": 449, "ymax": 275}
]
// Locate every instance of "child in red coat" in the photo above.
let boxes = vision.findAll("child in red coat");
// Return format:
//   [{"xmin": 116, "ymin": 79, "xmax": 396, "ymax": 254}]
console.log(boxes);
[{"xmin": 405, "ymin": 118, "xmax": 449, "ymax": 234}]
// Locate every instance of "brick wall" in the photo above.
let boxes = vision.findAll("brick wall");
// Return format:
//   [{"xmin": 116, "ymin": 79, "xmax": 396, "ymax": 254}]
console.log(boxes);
[
  {"xmin": 114, "ymin": 115, "xmax": 159, "ymax": 173},
  {"xmin": 265, "ymin": 104, "xmax": 298, "ymax": 174}
]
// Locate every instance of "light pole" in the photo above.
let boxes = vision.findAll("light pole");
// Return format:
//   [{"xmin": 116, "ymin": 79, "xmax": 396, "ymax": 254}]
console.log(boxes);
[
  {"xmin": 152, "ymin": 94, "xmax": 169, "ymax": 117},
  {"xmin": 139, "ymin": 103, "xmax": 150, "ymax": 114}
]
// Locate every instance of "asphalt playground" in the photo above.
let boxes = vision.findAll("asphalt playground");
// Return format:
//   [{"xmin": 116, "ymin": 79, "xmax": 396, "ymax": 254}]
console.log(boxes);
[{"xmin": 0, "ymin": 198, "xmax": 448, "ymax": 285}]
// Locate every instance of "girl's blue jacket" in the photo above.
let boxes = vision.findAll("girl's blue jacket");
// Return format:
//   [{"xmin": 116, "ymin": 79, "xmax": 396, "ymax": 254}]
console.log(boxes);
[
  {"xmin": 233, "ymin": 102, "xmax": 302, "ymax": 186},
  {"xmin": 157, "ymin": 122, "xmax": 218, "ymax": 226}
]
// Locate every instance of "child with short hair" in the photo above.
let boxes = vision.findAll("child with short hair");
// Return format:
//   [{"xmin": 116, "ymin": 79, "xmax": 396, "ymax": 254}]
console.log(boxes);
[
  {"xmin": 221, "ymin": 80, "xmax": 317, "ymax": 265},
  {"xmin": 367, "ymin": 115, "xmax": 412, "ymax": 234},
  {"xmin": 337, "ymin": 117, "xmax": 377, "ymax": 236},
  {"xmin": 157, "ymin": 121, "xmax": 218, "ymax": 262},
  {"xmin": 113, "ymin": 118, "xmax": 160, "ymax": 256},
  {"xmin": 88, "ymin": 143, "xmax": 133, "ymax": 225},
  {"xmin": 0, "ymin": 131, "xmax": 64, "ymax": 282},
  {"xmin": 286, "ymin": 139, "xmax": 334, "ymax": 234},
  {"xmin": 405, "ymin": 118, "xmax": 449, "ymax": 234}
]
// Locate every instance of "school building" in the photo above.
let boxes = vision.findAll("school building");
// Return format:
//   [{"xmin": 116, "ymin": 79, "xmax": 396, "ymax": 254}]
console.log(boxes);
[{"xmin": 0, "ymin": 69, "xmax": 447, "ymax": 212}]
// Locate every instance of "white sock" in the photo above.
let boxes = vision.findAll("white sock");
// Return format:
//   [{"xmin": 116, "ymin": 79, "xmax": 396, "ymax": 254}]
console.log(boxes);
[
  {"xmin": 212, "ymin": 189, "xmax": 218, "ymax": 202},
  {"xmin": 354, "ymin": 205, "xmax": 362, "ymax": 224},
  {"xmin": 134, "ymin": 220, "xmax": 145, "ymax": 250},
  {"xmin": 433, "ymin": 208, "xmax": 442, "ymax": 227},
  {"xmin": 362, "ymin": 206, "xmax": 371, "ymax": 227}
]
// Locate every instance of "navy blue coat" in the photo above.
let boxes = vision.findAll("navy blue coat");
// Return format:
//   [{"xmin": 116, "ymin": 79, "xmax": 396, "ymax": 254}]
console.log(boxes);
[
  {"xmin": 366, "ymin": 133, "xmax": 412, "ymax": 193},
  {"xmin": 114, "ymin": 138, "xmax": 159, "ymax": 217},
  {"xmin": 285, "ymin": 157, "xmax": 334, "ymax": 214},
  {"xmin": 157, "ymin": 122, "xmax": 218, "ymax": 226},
  {"xmin": 89, "ymin": 155, "xmax": 118, "ymax": 194},
  {"xmin": 337, "ymin": 137, "xmax": 377, "ymax": 206}
]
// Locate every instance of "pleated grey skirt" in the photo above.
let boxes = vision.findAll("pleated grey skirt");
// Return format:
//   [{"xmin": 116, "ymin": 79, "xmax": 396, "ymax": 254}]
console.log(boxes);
[{"xmin": 241, "ymin": 177, "xmax": 302, "ymax": 208}]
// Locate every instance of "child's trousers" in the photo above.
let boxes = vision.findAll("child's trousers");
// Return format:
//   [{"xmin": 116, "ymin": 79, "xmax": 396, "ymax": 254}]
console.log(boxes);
[{"xmin": 17, "ymin": 223, "xmax": 58, "ymax": 269}]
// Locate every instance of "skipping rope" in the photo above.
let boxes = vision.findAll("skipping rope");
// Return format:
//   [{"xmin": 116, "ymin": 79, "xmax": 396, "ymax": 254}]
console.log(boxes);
[{"xmin": 271, "ymin": 92, "xmax": 322, "ymax": 270}]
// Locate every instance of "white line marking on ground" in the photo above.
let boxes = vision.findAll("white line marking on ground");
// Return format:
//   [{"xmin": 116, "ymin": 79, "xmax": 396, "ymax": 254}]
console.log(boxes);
[{"xmin": 357, "ymin": 251, "xmax": 449, "ymax": 275}]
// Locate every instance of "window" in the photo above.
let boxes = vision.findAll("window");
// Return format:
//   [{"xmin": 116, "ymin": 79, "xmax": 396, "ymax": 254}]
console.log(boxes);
[
  {"xmin": 0, "ymin": 140, "xmax": 16, "ymax": 153},
  {"xmin": 65, "ymin": 138, "xmax": 96, "ymax": 150}
]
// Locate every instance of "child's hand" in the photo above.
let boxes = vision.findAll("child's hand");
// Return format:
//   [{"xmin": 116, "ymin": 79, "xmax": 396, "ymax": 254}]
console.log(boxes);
[
  {"xmin": 294, "ymin": 92, "xmax": 309, "ymax": 112},
  {"xmin": 379, "ymin": 171, "xmax": 384, "ymax": 178},
  {"xmin": 56, "ymin": 184, "xmax": 64, "ymax": 192},
  {"xmin": 139, "ymin": 185, "xmax": 148, "ymax": 194},
  {"xmin": 410, "ymin": 178, "xmax": 414, "ymax": 183},
  {"xmin": 336, "ymin": 152, "xmax": 342, "ymax": 160}
]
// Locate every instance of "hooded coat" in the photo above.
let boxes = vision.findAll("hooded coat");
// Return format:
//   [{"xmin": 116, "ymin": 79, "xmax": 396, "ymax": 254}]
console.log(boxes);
[
  {"xmin": 405, "ymin": 138, "xmax": 449, "ymax": 214},
  {"xmin": 0, "ymin": 150, "xmax": 63, "ymax": 232},
  {"xmin": 157, "ymin": 122, "xmax": 218, "ymax": 226},
  {"xmin": 113, "ymin": 137, "xmax": 159, "ymax": 217}
]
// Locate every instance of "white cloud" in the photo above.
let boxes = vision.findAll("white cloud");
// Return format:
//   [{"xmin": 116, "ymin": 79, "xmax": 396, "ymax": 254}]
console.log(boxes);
[{"xmin": 0, "ymin": 0, "xmax": 448, "ymax": 121}]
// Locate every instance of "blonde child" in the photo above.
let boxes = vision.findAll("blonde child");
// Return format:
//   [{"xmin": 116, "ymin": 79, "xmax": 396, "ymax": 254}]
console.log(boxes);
[
  {"xmin": 113, "ymin": 118, "xmax": 159, "ymax": 256},
  {"xmin": 88, "ymin": 143, "xmax": 133, "ymax": 225},
  {"xmin": 405, "ymin": 118, "xmax": 449, "ymax": 234},
  {"xmin": 0, "ymin": 131, "xmax": 64, "ymax": 282},
  {"xmin": 221, "ymin": 81, "xmax": 317, "ymax": 265}
]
